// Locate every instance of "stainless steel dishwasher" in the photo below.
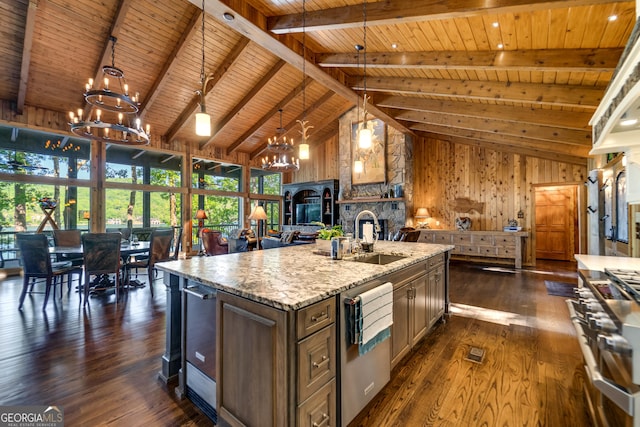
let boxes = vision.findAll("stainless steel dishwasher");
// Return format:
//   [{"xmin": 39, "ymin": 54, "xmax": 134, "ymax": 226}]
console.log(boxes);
[
  {"xmin": 183, "ymin": 283, "xmax": 217, "ymax": 423},
  {"xmin": 339, "ymin": 279, "xmax": 392, "ymax": 426}
]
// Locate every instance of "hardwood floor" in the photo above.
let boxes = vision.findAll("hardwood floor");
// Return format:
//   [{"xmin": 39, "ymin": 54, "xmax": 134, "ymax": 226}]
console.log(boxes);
[
  {"xmin": 0, "ymin": 259, "xmax": 590, "ymax": 426},
  {"xmin": 350, "ymin": 260, "xmax": 590, "ymax": 427},
  {"xmin": 0, "ymin": 272, "xmax": 214, "ymax": 427}
]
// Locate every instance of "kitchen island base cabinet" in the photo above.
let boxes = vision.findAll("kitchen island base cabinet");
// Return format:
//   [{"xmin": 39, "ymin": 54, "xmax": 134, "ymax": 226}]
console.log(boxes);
[
  {"xmin": 216, "ymin": 291, "xmax": 337, "ymax": 427},
  {"xmin": 391, "ymin": 253, "xmax": 447, "ymax": 369}
]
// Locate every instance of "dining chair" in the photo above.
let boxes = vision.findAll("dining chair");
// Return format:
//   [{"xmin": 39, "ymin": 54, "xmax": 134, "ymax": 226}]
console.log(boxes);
[
  {"xmin": 52, "ymin": 229, "xmax": 84, "ymax": 296},
  {"xmin": 81, "ymin": 232, "xmax": 122, "ymax": 305},
  {"xmin": 16, "ymin": 233, "xmax": 75, "ymax": 310},
  {"xmin": 128, "ymin": 228, "xmax": 174, "ymax": 297}
]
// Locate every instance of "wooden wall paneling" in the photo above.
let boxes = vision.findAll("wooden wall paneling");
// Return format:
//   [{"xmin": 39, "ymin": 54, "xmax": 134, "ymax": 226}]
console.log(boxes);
[{"xmin": 413, "ymin": 135, "xmax": 587, "ymax": 266}]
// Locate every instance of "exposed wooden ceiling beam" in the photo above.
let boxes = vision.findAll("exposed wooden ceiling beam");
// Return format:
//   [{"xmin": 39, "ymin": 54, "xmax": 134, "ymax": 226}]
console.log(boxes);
[
  {"xmin": 251, "ymin": 89, "xmax": 335, "ymax": 158},
  {"xmin": 376, "ymin": 96, "xmax": 592, "ymax": 130},
  {"xmin": 411, "ymin": 123, "xmax": 591, "ymax": 158},
  {"xmin": 165, "ymin": 37, "xmax": 250, "ymax": 143},
  {"xmin": 226, "ymin": 77, "xmax": 313, "ymax": 156},
  {"xmin": 421, "ymin": 132, "xmax": 588, "ymax": 165},
  {"xmin": 318, "ymin": 48, "xmax": 621, "ymax": 72},
  {"xmin": 82, "ymin": 0, "xmax": 134, "ymax": 119},
  {"xmin": 16, "ymin": 0, "xmax": 38, "ymax": 114},
  {"xmin": 138, "ymin": 6, "xmax": 201, "ymax": 120},
  {"xmin": 200, "ymin": 60, "xmax": 287, "ymax": 150},
  {"xmin": 192, "ymin": 0, "xmax": 413, "ymax": 136},
  {"xmin": 350, "ymin": 76, "xmax": 604, "ymax": 109},
  {"xmin": 268, "ymin": 0, "xmax": 622, "ymax": 33},
  {"xmin": 396, "ymin": 110, "xmax": 592, "ymax": 145}
]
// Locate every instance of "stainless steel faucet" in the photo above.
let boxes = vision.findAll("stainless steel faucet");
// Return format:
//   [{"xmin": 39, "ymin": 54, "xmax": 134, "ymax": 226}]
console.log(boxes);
[{"xmin": 354, "ymin": 210, "xmax": 381, "ymax": 243}]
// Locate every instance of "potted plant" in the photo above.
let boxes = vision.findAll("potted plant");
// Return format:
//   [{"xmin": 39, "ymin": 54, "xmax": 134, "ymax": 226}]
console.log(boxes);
[{"xmin": 311, "ymin": 222, "xmax": 344, "ymax": 252}]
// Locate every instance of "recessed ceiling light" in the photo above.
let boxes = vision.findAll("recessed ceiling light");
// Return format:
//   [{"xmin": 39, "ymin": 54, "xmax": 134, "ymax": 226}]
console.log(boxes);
[
  {"xmin": 391, "ymin": 42, "xmax": 399, "ymax": 49},
  {"xmin": 492, "ymin": 22, "xmax": 499, "ymax": 28},
  {"xmin": 608, "ymin": 15, "xmax": 618, "ymax": 22},
  {"xmin": 497, "ymin": 43, "xmax": 504, "ymax": 49},
  {"xmin": 223, "ymin": 12, "xmax": 235, "ymax": 21},
  {"xmin": 620, "ymin": 118, "xmax": 637, "ymax": 126}
]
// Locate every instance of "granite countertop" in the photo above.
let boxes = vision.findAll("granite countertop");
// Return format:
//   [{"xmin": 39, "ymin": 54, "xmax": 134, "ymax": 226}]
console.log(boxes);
[
  {"xmin": 156, "ymin": 241, "xmax": 453, "ymax": 311},
  {"xmin": 575, "ymin": 254, "xmax": 640, "ymax": 271}
]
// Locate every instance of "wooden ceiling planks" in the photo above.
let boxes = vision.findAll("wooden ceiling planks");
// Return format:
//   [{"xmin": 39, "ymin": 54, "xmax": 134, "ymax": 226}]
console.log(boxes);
[{"xmin": 0, "ymin": 0, "xmax": 636, "ymax": 162}]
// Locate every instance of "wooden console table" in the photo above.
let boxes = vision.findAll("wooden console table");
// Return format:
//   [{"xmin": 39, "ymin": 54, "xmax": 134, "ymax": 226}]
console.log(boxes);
[{"xmin": 418, "ymin": 230, "xmax": 528, "ymax": 268}]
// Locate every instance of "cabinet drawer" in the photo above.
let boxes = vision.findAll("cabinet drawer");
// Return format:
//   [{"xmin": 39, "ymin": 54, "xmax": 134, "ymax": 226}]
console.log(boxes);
[
  {"xmin": 472, "ymin": 234, "xmax": 494, "ymax": 245},
  {"xmin": 478, "ymin": 246, "xmax": 497, "ymax": 256},
  {"xmin": 495, "ymin": 235, "xmax": 516, "ymax": 245},
  {"xmin": 297, "ymin": 378, "xmax": 336, "ymax": 427},
  {"xmin": 455, "ymin": 245, "xmax": 479, "ymax": 255},
  {"xmin": 496, "ymin": 246, "xmax": 517, "ymax": 258},
  {"xmin": 297, "ymin": 298, "xmax": 335, "ymax": 339},
  {"xmin": 418, "ymin": 232, "xmax": 435, "ymax": 243},
  {"xmin": 298, "ymin": 325, "xmax": 336, "ymax": 403},
  {"xmin": 428, "ymin": 253, "xmax": 444, "ymax": 268},
  {"xmin": 452, "ymin": 234, "xmax": 472, "ymax": 244},
  {"xmin": 433, "ymin": 234, "xmax": 452, "ymax": 244}
]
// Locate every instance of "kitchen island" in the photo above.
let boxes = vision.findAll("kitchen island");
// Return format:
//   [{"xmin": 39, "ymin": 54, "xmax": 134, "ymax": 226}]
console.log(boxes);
[{"xmin": 156, "ymin": 241, "xmax": 453, "ymax": 427}]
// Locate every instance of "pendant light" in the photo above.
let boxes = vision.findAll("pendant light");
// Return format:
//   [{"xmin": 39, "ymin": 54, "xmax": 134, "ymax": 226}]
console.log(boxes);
[
  {"xmin": 195, "ymin": 0, "xmax": 211, "ymax": 137},
  {"xmin": 357, "ymin": 0, "xmax": 372, "ymax": 150},
  {"xmin": 296, "ymin": 0, "xmax": 311, "ymax": 160}
]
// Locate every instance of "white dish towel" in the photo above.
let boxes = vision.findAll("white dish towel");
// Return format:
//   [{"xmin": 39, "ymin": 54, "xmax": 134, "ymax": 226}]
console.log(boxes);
[{"xmin": 359, "ymin": 282, "xmax": 393, "ymax": 346}]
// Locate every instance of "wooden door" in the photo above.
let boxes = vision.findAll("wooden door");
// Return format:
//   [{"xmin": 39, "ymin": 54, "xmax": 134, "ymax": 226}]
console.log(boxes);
[{"xmin": 535, "ymin": 186, "xmax": 576, "ymax": 261}]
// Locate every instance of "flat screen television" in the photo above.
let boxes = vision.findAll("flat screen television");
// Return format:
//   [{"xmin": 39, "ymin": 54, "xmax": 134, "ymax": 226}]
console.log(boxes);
[{"xmin": 295, "ymin": 203, "xmax": 321, "ymax": 224}]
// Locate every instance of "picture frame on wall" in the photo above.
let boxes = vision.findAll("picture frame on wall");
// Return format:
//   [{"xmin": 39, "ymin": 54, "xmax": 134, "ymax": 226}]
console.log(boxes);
[{"xmin": 351, "ymin": 118, "xmax": 386, "ymax": 185}]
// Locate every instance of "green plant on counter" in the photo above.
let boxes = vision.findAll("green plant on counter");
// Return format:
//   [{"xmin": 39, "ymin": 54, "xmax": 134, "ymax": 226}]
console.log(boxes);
[{"xmin": 310, "ymin": 222, "xmax": 344, "ymax": 240}]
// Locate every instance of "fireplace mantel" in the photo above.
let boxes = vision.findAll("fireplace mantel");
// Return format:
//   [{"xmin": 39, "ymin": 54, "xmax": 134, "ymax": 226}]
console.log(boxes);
[{"xmin": 336, "ymin": 197, "xmax": 404, "ymax": 204}]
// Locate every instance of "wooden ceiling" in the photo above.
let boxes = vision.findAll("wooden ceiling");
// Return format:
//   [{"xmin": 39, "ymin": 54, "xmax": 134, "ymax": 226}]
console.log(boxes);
[{"xmin": 0, "ymin": 0, "xmax": 636, "ymax": 165}]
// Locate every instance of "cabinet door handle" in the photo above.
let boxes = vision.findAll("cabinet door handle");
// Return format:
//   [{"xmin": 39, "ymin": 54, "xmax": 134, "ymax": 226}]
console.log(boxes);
[
  {"xmin": 311, "ymin": 311, "xmax": 327, "ymax": 322},
  {"xmin": 312, "ymin": 355, "xmax": 329, "ymax": 368},
  {"xmin": 312, "ymin": 413, "xmax": 329, "ymax": 427}
]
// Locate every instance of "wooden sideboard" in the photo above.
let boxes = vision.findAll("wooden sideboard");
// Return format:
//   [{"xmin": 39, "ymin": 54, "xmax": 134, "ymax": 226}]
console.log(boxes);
[{"xmin": 418, "ymin": 230, "xmax": 529, "ymax": 268}]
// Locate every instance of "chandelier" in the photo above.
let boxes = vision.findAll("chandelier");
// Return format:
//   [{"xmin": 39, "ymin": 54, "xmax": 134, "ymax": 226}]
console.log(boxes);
[
  {"xmin": 261, "ymin": 109, "xmax": 299, "ymax": 172},
  {"xmin": 69, "ymin": 36, "xmax": 150, "ymax": 145}
]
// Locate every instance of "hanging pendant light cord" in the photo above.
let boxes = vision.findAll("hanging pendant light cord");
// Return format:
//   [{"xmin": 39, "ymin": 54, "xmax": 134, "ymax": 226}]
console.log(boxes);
[
  {"xmin": 200, "ymin": 0, "xmax": 206, "ymax": 85},
  {"xmin": 302, "ymin": 0, "xmax": 306, "ymax": 120},
  {"xmin": 363, "ymin": 0, "xmax": 367, "ymax": 103}
]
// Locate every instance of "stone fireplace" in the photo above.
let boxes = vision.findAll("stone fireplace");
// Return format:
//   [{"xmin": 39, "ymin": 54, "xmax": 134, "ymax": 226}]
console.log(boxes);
[{"xmin": 337, "ymin": 108, "xmax": 414, "ymax": 237}]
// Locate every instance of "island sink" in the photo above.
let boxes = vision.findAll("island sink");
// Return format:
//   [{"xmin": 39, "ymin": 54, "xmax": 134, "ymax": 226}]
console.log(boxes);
[{"xmin": 348, "ymin": 253, "xmax": 407, "ymax": 265}]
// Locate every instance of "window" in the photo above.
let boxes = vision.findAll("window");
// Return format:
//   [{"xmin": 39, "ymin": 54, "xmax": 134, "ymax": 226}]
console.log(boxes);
[
  {"xmin": 250, "ymin": 169, "xmax": 282, "ymax": 231},
  {"xmin": 250, "ymin": 169, "xmax": 281, "ymax": 195},
  {"xmin": 105, "ymin": 145, "xmax": 183, "ymax": 232},
  {"xmin": 192, "ymin": 158, "xmax": 242, "ymax": 192},
  {"xmin": 0, "ymin": 129, "xmax": 92, "ymax": 234}
]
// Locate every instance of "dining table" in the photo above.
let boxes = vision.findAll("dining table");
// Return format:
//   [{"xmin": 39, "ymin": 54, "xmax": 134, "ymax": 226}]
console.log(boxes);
[{"xmin": 49, "ymin": 241, "xmax": 151, "ymax": 290}]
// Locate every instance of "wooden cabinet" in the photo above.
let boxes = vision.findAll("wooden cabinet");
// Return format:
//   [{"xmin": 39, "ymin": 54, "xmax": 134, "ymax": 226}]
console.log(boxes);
[
  {"xmin": 390, "ymin": 257, "xmax": 447, "ymax": 369},
  {"xmin": 216, "ymin": 292, "xmax": 336, "ymax": 427},
  {"xmin": 419, "ymin": 230, "xmax": 528, "ymax": 268},
  {"xmin": 283, "ymin": 180, "xmax": 339, "ymax": 227}
]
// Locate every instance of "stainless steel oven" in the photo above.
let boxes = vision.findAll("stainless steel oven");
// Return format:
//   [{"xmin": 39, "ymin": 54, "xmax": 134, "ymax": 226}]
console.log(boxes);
[{"xmin": 568, "ymin": 269, "xmax": 640, "ymax": 427}]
